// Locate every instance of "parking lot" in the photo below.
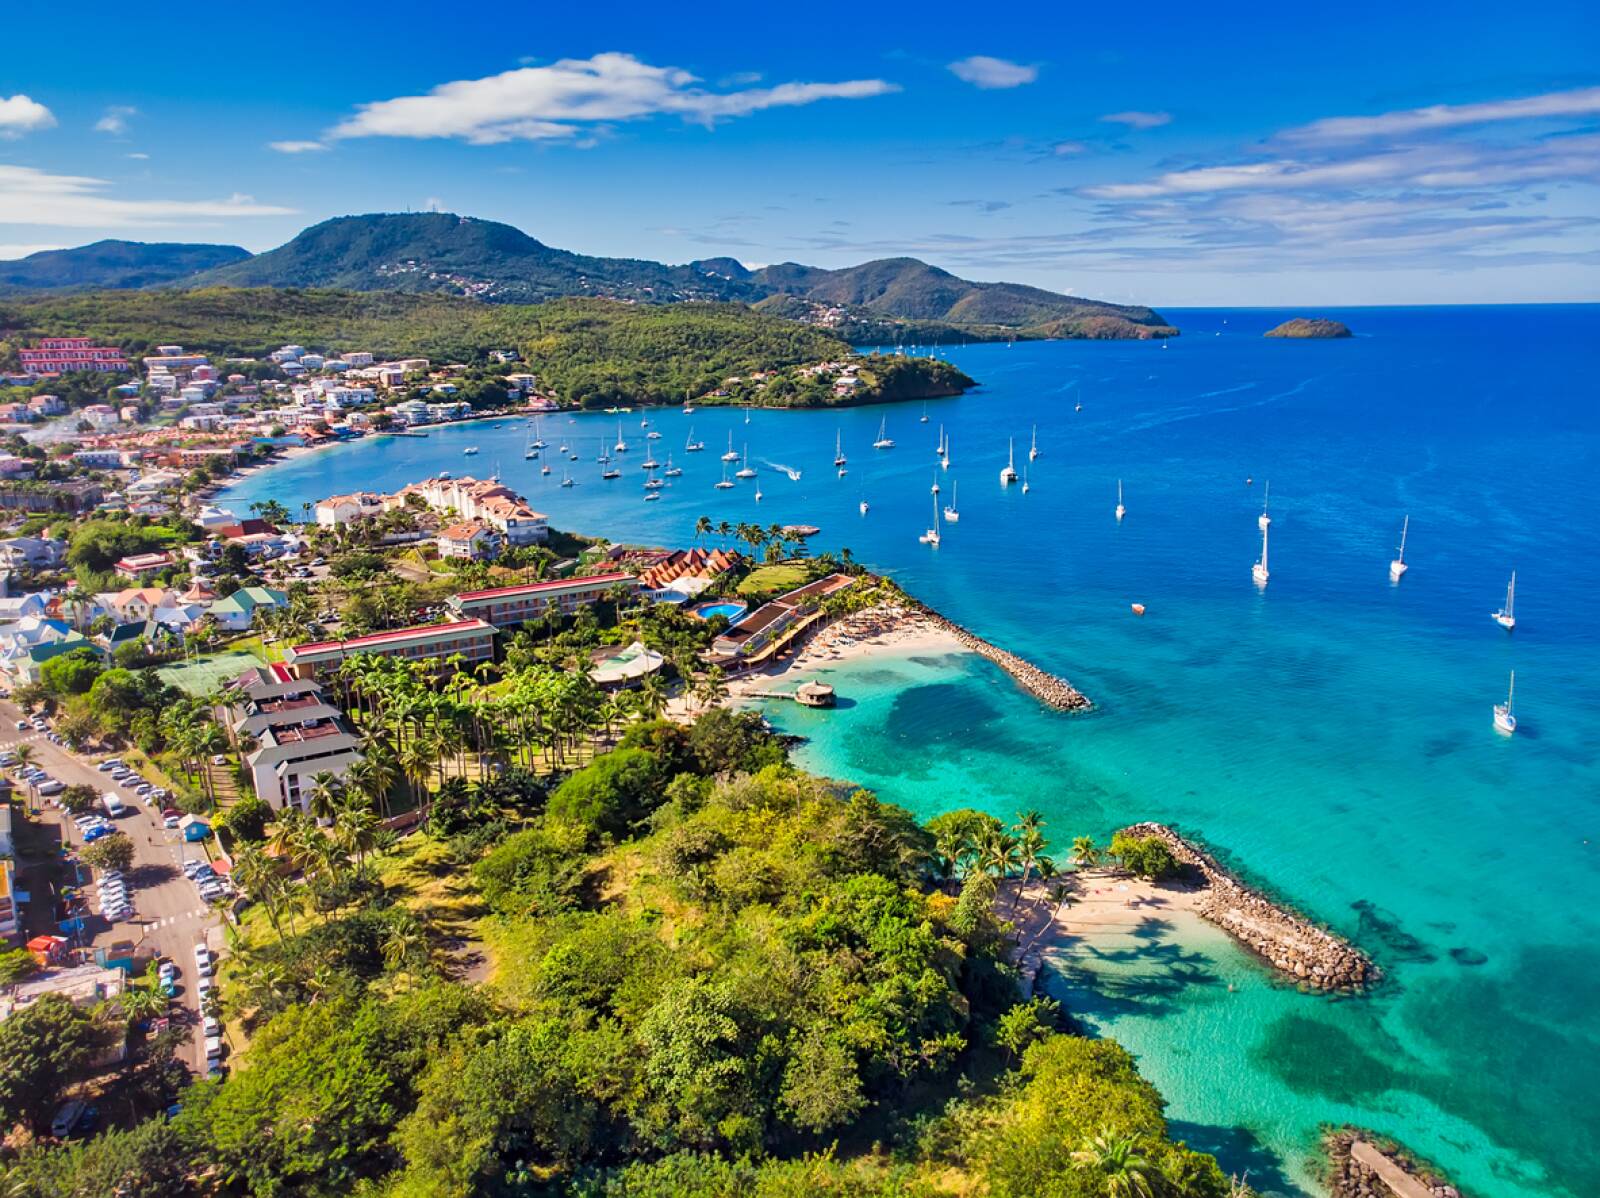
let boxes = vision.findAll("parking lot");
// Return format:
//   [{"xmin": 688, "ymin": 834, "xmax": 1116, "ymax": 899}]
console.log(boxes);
[{"xmin": 2, "ymin": 699, "xmax": 226, "ymax": 1077}]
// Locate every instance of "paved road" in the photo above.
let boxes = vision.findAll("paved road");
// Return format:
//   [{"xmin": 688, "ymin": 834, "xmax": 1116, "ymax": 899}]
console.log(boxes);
[{"xmin": 1, "ymin": 700, "xmax": 221, "ymax": 1075}]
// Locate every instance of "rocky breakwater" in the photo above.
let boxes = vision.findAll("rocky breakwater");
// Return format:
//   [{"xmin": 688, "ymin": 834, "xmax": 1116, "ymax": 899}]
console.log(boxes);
[
  {"xmin": 1120, "ymin": 822, "xmax": 1378, "ymax": 992},
  {"xmin": 1325, "ymin": 1129, "xmax": 1463, "ymax": 1198},
  {"xmin": 914, "ymin": 605, "xmax": 1091, "ymax": 712}
]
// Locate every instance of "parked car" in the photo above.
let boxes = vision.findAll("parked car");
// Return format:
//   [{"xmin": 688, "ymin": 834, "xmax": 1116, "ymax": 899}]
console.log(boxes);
[
  {"xmin": 163, "ymin": 814, "xmax": 181, "ymax": 829},
  {"xmin": 82, "ymin": 825, "xmax": 111, "ymax": 843},
  {"xmin": 36, "ymin": 780, "xmax": 64, "ymax": 795},
  {"xmin": 50, "ymin": 1100, "xmax": 86, "ymax": 1138},
  {"xmin": 204, "ymin": 1036, "xmax": 224, "ymax": 1060},
  {"xmin": 13, "ymin": 719, "xmax": 29, "ymax": 731},
  {"xmin": 97, "ymin": 759, "xmax": 121, "ymax": 772}
]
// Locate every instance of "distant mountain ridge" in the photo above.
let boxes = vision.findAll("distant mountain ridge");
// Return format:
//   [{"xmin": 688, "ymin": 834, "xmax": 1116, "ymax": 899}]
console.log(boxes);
[
  {"xmin": 0, "ymin": 239, "xmax": 250, "ymax": 293},
  {"xmin": 1, "ymin": 212, "xmax": 1175, "ymax": 337}
]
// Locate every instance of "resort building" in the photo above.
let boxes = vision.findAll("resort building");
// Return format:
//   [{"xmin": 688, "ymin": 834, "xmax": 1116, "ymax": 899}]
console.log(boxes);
[
  {"xmin": 395, "ymin": 476, "xmax": 548, "ymax": 546},
  {"xmin": 208, "ymin": 586, "xmax": 289, "ymax": 631},
  {"xmin": 627, "ymin": 547, "xmax": 742, "ymax": 600},
  {"xmin": 315, "ymin": 491, "xmax": 388, "ymax": 527},
  {"xmin": 227, "ymin": 666, "xmax": 361, "ymax": 811},
  {"xmin": 113, "ymin": 552, "xmax": 174, "ymax": 580},
  {"xmin": 445, "ymin": 572, "xmax": 636, "ymax": 629},
  {"xmin": 710, "ymin": 573, "xmax": 855, "ymax": 663},
  {"xmin": 284, "ymin": 618, "xmax": 497, "ymax": 678},
  {"xmin": 437, "ymin": 521, "xmax": 501, "ymax": 561},
  {"xmin": 18, "ymin": 337, "xmax": 129, "ymax": 375}
]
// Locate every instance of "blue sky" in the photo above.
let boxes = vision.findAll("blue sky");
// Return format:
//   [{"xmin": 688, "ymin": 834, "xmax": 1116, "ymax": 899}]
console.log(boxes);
[{"xmin": 3, "ymin": 0, "xmax": 1597, "ymax": 305}]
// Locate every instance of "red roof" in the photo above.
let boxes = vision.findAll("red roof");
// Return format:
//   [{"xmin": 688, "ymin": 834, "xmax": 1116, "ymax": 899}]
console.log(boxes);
[
  {"xmin": 453, "ymin": 571, "xmax": 634, "ymax": 603},
  {"xmin": 292, "ymin": 618, "xmax": 494, "ymax": 656}
]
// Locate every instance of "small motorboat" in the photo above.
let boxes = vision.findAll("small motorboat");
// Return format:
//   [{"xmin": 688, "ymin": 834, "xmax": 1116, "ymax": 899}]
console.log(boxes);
[{"xmin": 1131, "ymin": 603, "xmax": 1146, "ymax": 617}]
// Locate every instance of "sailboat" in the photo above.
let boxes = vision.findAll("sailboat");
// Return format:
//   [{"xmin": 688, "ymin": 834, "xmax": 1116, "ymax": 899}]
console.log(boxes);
[
  {"xmin": 1493, "ymin": 671, "xmax": 1517, "ymax": 734},
  {"xmin": 754, "ymin": 484, "xmax": 764, "ymax": 502},
  {"xmin": 647, "ymin": 429, "xmax": 662, "ymax": 440},
  {"xmin": 560, "ymin": 468, "xmax": 574, "ymax": 488},
  {"xmin": 859, "ymin": 499, "xmax": 870, "ymax": 516},
  {"xmin": 641, "ymin": 452, "xmax": 660, "ymax": 470},
  {"xmin": 833, "ymin": 431, "xmax": 847, "ymax": 468},
  {"xmin": 530, "ymin": 419, "xmax": 546, "ymax": 450},
  {"xmin": 1029, "ymin": 425, "xmax": 1039, "ymax": 462},
  {"xmin": 714, "ymin": 462, "xmax": 735, "ymax": 490},
  {"xmin": 541, "ymin": 461, "xmax": 551, "ymax": 476},
  {"xmin": 663, "ymin": 454, "xmax": 682, "ymax": 478},
  {"xmin": 735, "ymin": 446, "xmax": 757, "ymax": 479},
  {"xmin": 1022, "ymin": 465, "xmax": 1030, "ymax": 494},
  {"xmin": 685, "ymin": 427, "xmax": 705, "ymax": 452},
  {"xmin": 1115, "ymin": 479, "xmax": 1126, "ymax": 521},
  {"xmin": 643, "ymin": 469, "xmax": 663, "ymax": 491},
  {"xmin": 523, "ymin": 430, "xmax": 537, "ymax": 460},
  {"xmin": 943, "ymin": 481, "xmax": 960, "ymax": 523},
  {"xmin": 873, "ymin": 417, "xmax": 895, "ymax": 449},
  {"xmin": 1252, "ymin": 521, "xmax": 1270, "ymax": 587},
  {"xmin": 462, "ymin": 446, "xmax": 479, "ymax": 456},
  {"xmin": 1493, "ymin": 572, "xmax": 1517, "ymax": 630},
  {"xmin": 1000, "ymin": 437, "xmax": 1019, "ymax": 485},
  {"xmin": 918, "ymin": 494, "xmax": 942, "ymax": 546},
  {"xmin": 1258, "ymin": 481, "xmax": 1271, "ymax": 531},
  {"xmin": 931, "ymin": 471, "xmax": 940, "ymax": 496},
  {"xmin": 934, "ymin": 424, "xmax": 944, "ymax": 456},
  {"xmin": 614, "ymin": 423, "xmax": 628, "ymax": 453},
  {"xmin": 920, "ymin": 402, "xmax": 930, "ymax": 424},
  {"xmin": 941, "ymin": 433, "xmax": 951, "ymax": 470},
  {"xmin": 1389, "ymin": 515, "xmax": 1410, "ymax": 581},
  {"xmin": 601, "ymin": 463, "xmax": 620, "ymax": 479},
  {"xmin": 721, "ymin": 432, "xmax": 739, "ymax": 462}
]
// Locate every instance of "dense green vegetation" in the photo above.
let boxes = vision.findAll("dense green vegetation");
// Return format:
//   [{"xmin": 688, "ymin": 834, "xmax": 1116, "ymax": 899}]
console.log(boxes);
[{"xmin": 0, "ymin": 240, "xmax": 249, "ymax": 294}]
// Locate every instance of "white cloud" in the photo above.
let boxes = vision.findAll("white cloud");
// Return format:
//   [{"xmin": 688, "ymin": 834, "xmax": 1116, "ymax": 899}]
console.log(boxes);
[
  {"xmin": 1052, "ymin": 140, "xmax": 1088, "ymax": 156},
  {"xmin": 947, "ymin": 56, "xmax": 1038, "ymax": 90},
  {"xmin": 1281, "ymin": 85, "xmax": 1600, "ymax": 143},
  {"xmin": 269, "ymin": 140, "xmax": 329, "ymax": 153},
  {"xmin": 0, "ymin": 94, "xmax": 56, "ymax": 139},
  {"xmin": 126, "ymin": 152, "xmax": 150, "ymax": 160},
  {"xmin": 94, "ymin": 105, "xmax": 137, "ymax": 135},
  {"xmin": 0, "ymin": 165, "xmax": 296, "ymax": 228},
  {"xmin": 0, "ymin": 243, "xmax": 64, "ymax": 260},
  {"xmin": 327, "ymin": 52, "xmax": 897, "ymax": 144},
  {"xmin": 1100, "ymin": 110, "xmax": 1171, "ymax": 129}
]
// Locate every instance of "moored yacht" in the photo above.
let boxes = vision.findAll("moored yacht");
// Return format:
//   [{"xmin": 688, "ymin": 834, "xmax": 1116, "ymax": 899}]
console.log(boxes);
[
  {"xmin": 735, "ymin": 447, "xmax": 757, "ymax": 479},
  {"xmin": 1389, "ymin": 515, "xmax": 1410, "ymax": 581},
  {"xmin": 1000, "ymin": 437, "xmax": 1019, "ymax": 485},
  {"xmin": 833, "ymin": 431, "xmax": 847, "ymax": 468},
  {"xmin": 943, "ymin": 481, "xmax": 960, "ymax": 523},
  {"xmin": 1029, "ymin": 425, "xmax": 1039, "ymax": 462},
  {"xmin": 714, "ymin": 462, "xmax": 735, "ymax": 490},
  {"xmin": 721, "ymin": 431, "xmax": 739, "ymax": 462},
  {"xmin": 685, "ymin": 428, "xmax": 705, "ymax": 452},
  {"xmin": 1252, "ymin": 521, "xmax": 1270, "ymax": 587},
  {"xmin": 1493, "ymin": 670, "xmax": 1517, "ymax": 735},
  {"xmin": 663, "ymin": 454, "xmax": 682, "ymax": 478},
  {"xmin": 1493, "ymin": 571, "xmax": 1517, "ymax": 630},
  {"xmin": 614, "ymin": 423, "xmax": 628, "ymax": 453},
  {"xmin": 1115, "ymin": 479, "xmax": 1126, "ymax": 521},
  {"xmin": 918, "ymin": 494, "xmax": 941, "ymax": 546},
  {"xmin": 873, "ymin": 417, "xmax": 895, "ymax": 449}
]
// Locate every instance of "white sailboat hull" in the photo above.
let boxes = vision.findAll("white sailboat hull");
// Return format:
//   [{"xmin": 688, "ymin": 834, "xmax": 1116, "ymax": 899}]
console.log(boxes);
[
  {"xmin": 1390, "ymin": 560, "xmax": 1407, "ymax": 580},
  {"xmin": 1493, "ymin": 613, "xmax": 1516, "ymax": 630},
  {"xmin": 1493, "ymin": 707, "xmax": 1517, "ymax": 734}
]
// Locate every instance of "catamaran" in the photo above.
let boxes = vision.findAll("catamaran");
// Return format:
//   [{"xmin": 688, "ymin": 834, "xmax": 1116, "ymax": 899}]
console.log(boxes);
[
  {"xmin": 715, "ymin": 462, "xmax": 735, "ymax": 490},
  {"xmin": 1389, "ymin": 515, "xmax": 1409, "ymax": 581},
  {"xmin": 530, "ymin": 420, "xmax": 546, "ymax": 449},
  {"xmin": 1115, "ymin": 479, "xmax": 1126, "ymax": 521},
  {"xmin": 1029, "ymin": 425, "xmax": 1039, "ymax": 462},
  {"xmin": 601, "ymin": 464, "xmax": 620, "ymax": 479},
  {"xmin": 1258, "ymin": 480, "xmax": 1271, "ymax": 531},
  {"xmin": 934, "ymin": 424, "xmax": 944, "ymax": 456},
  {"xmin": 641, "ymin": 453, "xmax": 660, "ymax": 470},
  {"xmin": 833, "ymin": 431, "xmax": 847, "ymax": 468},
  {"xmin": 560, "ymin": 468, "xmax": 574, "ymax": 488},
  {"xmin": 873, "ymin": 417, "xmax": 895, "ymax": 449},
  {"xmin": 663, "ymin": 454, "xmax": 682, "ymax": 478},
  {"xmin": 1000, "ymin": 437, "xmax": 1019, "ymax": 485},
  {"xmin": 1493, "ymin": 572, "xmax": 1517, "ymax": 630},
  {"xmin": 943, "ymin": 481, "xmax": 960, "ymax": 523},
  {"xmin": 735, "ymin": 447, "xmax": 757, "ymax": 479},
  {"xmin": 721, "ymin": 432, "xmax": 739, "ymax": 462},
  {"xmin": 463, "ymin": 446, "xmax": 479, "ymax": 456},
  {"xmin": 614, "ymin": 423, "xmax": 628, "ymax": 453},
  {"xmin": 684, "ymin": 427, "xmax": 705, "ymax": 452},
  {"xmin": 1252, "ymin": 521, "xmax": 1270, "ymax": 587},
  {"xmin": 918, "ymin": 494, "xmax": 942, "ymax": 546},
  {"xmin": 643, "ymin": 470, "xmax": 663, "ymax": 491},
  {"xmin": 1493, "ymin": 670, "xmax": 1517, "ymax": 735}
]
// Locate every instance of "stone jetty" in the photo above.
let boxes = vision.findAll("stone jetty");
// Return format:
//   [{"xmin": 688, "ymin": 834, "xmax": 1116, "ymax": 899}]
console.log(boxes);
[
  {"xmin": 1121, "ymin": 822, "xmax": 1378, "ymax": 991},
  {"xmin": 914, "ymin": 605, "xmax": 1091, "ymax": 712},
  {"xmin": 1325, "ymin": 1129, "xmax": 1464, "ymax": 1198}
]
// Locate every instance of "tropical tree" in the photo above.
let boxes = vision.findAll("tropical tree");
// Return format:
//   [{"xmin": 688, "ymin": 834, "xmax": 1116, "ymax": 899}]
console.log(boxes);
[
  {"xmin": 1070, "ymin": 1131, "xmax": 1161, "ymax": 1198},
  {"xmin": 1072, "ymin": 836, "xmax": 1101, "ymax": 868}
]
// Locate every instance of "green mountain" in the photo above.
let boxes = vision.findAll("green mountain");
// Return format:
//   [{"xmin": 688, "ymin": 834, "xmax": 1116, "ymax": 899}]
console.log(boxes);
[
  {"xmin": 0, "ymin": 239, "xmax": 250, "ymax": 293},
  {"xmin": 185, "ymin": 213, "xmax": 1175, "ymax": 337}
]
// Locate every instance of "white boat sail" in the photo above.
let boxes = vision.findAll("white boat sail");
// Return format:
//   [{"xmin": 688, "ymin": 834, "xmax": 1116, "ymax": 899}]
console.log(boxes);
[
  {"xmin": 721, "ymin": 431, "xmax": 739, "ymax": 462},
  {"xmin": 1493, "ymin": 670, "xmax": 1517, "ymax": 734},
  {"xmin": 1022, "ymin": 465, "xmax": 1030, "ymax": 494},
  {"xmin": 1493, "ymin": 572, "xmax": 1517, "ymax": 630},
  {"xmin": 834, "ymin": 431, "xmax": 847, "ymax": 467},
  {"xmin": 941, "ymin": 431, "xmax": 950, "ymax": 470},
  {"xmin": 918, "ymin": 494, "xmax": 942, "ymax": 546},
  {"xmin": 664, "ymin": 454, "xmax": 682, "ymax": 477},
  {"xmin": 715, "ymin": 462, "xmax": 735, "ymax": 490},
  {"xmin": 1029, "ymin": 425, "xmax": 1039, "ymax": 462},
  {"xmin": 873, "ymin": 417, "xmax": 895, "ymax": 449},
  {"xmin": 685, "ymin": 427, "xmax": 705, "ymax": 452},
  {"xmin": 1115, "ymin": 479, "xmax": 1126, "ymax": 522},
  {"xmin": 1253, "ymin": 521, "xmax": 1270, "ymax": 587},
  {"xmin": 1389, "ymin": 515, "xmax": 1409, "ymax": 581},
  {"xmin": 943, "ymin": 481, "xmax": 960, "ymax": 523},
  {"xmin": 735, "ymin": 446, "xmax": 757, "ymax": 479},
  {"xmin": 930, "ymin": 470, "xmax": 940, "ymax": 496},
  {"xmin": 614, "ymin": 422, "xmax": 628, "ymax": 453},
  {"xmin": 1000, "ymin": 437, "xmax": 1019, "ymax": 485}
]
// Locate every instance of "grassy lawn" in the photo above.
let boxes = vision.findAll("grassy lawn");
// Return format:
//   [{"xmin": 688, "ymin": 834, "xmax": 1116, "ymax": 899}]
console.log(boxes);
[
  {"xmin": 230, "ymin": 635, "xmax": 287, "ymax": 664},
  {"xmin": 737, "ymin": 562, "xmax": 810, "ymax": 598}
]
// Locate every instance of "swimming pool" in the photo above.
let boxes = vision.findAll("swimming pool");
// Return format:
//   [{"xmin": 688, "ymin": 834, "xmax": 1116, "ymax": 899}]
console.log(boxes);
[{"xmin": 691, "ymin": 601, "xmax": 747, "ymax": 623}]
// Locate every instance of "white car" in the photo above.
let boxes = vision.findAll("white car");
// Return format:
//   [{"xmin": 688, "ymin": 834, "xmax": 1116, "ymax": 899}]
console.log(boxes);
[
  {"xmin": 203, "ymin": 1016, "xmax": 221, "ymax": 1037},
  {"xmin": 36, "ymin": 780, "xmax": 64, "ymax": 796},
  {"xmin": 13, "ymin": 719, "xmax": 27, "ymax": 731}
]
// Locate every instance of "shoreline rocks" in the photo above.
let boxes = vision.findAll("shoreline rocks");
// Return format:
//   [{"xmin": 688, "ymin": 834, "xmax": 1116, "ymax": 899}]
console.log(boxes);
[
  {"xmin": 913, "ymin": 603, "xmax": 1091, "ymax": 711},
  {"xmin": 1265, "ymin": 317, "xmax": 1353, "ymax": 339},
  {"xmin": 1121, "ymin": 822, "xmax": 1378, "ymax": 992},
  {"xmin": 1325, "ymin": 1128, "xmax": 1464, "ymax": 1198}
]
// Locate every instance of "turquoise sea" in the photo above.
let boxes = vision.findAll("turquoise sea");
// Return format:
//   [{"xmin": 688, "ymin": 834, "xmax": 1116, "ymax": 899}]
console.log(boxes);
[{"xmin": 219, "ymin": 305, "xmax": 1600, "ymax": 1197}]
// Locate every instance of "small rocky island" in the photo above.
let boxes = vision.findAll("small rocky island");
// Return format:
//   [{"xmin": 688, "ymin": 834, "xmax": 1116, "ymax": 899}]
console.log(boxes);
[{"xmin": 1265, "ymin": 317, "xmax": 1353, "ymax": 339}]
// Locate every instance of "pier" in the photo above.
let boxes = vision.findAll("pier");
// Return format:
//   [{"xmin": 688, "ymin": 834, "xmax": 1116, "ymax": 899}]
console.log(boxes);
[
  {"xmin": 1121, "ymin": 822, "xmax": 1378, "ymax": 991},
  {"xmin": 913, "ymin": 604, "xmax": 1091, "ymax": 711}
]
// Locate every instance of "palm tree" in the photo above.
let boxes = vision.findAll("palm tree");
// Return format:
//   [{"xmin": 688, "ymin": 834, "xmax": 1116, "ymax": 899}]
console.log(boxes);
[
  {"xmin": 637, "ymin": 673, "xmax": 667, "ymax": 720},
  {"xmin": 12, "ymin": 744, "xmax": 34, "ymax": 774},
  {"xmin": 694, "ymin": 515, "xmax": 713, "ymax": 546},
  {"xmin": 382, "ymin": 914, "xmax": 430, "ymax": 981},
  {"xmin": 1070, "ymin": 1132, "xmax": 1160, "ymax": 1198},
  {"xmin": 305, "ymin": 770, "xmax": 344, "ymax": 825},
  {"xmin": 1072, "ymin": 836, "xmax": 1101, "ymax": 868},
  {"xmin": 934, "ymin": 826, "xmax": 972, "ymax": 883}
]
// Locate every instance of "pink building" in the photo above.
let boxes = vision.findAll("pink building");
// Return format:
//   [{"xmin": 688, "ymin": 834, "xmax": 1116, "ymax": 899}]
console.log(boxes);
[{"xmin": 18, "ymin": 337, "xmax": 128, "ymax": 375}]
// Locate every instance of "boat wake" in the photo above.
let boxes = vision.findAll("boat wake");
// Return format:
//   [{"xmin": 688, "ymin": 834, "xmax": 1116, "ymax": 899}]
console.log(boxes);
[{"xmin": 763, "ymin": 460, "xmax": 803, "ymax": 481}]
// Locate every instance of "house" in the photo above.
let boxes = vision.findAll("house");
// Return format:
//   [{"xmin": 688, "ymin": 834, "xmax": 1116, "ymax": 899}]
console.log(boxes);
[
  {"xmin": 284, "ymin": 619, "xmax": 496, "ymax": 679},
  {"xmin": 445, "ymin": 572, "xmax": 636, "ymax": 629},
  {"xmin": 0, "ymin": 537, "xmax": 66, "ymax": 570},
  {"xmin": 104, "ymin": 586, "xmax": 169, "ymax": 623},
  {"xmin": 79, "ymin": 404, "xmax": 121, "ymax": 430},
  {"xmin": 26, "ymin": 394, "xmax": 66, "ymax": 416},
  {"xmin": 314, "ymin": 492, "xmax": 386, "ymax": 526},
  {"xmin": 0, "ymin": 456, "xmax": 34, "ymax": 479},
  {"xmin": 0, "ymin": 594, "xmax": 48, "ymax": 622},
  {"xmin": 113, "ymin": 552, "xmax": 173, "ymax": 580},
  {"xmin": 208, "ymin": 586, "xmax": 288, "ymax": 631},
  {"xmin": 436, "ymin": 521, "xmax": 501, "ymax": 561},
  {"xmin": 17, "ymin": 337, "xmax": 128, "ymax": 375},
  {"xmin": 0, "ymin": 618, "xmax": 95, "ymax": 683}
]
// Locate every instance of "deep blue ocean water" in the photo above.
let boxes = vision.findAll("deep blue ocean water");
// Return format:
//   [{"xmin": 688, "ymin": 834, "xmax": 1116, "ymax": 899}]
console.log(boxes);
[{"xmin": 220, "ymin": 305, "xmax": 1600, "ymax": 1197}]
